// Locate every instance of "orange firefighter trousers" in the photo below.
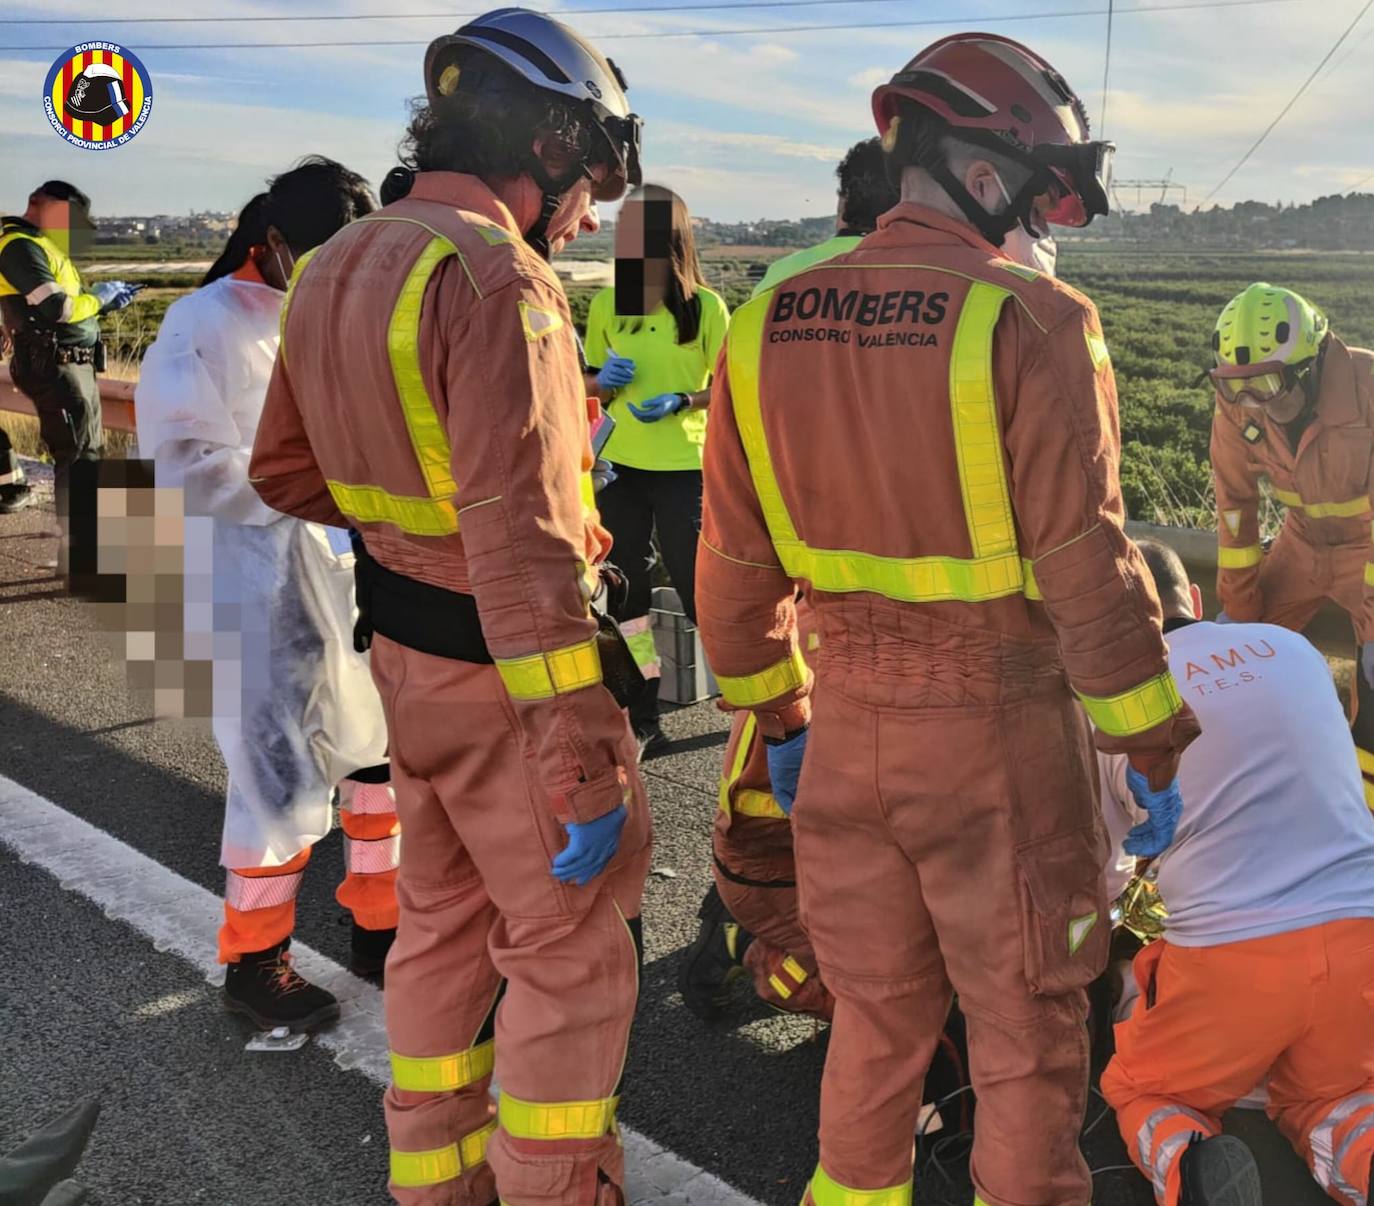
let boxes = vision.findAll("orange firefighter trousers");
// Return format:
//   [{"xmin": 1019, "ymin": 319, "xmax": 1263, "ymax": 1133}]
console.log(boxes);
[
  {"xmin": 218, "ymin": 780, "xmax": 400, "ymax": 962},
  {"xmin": 1102, "ymin": 919, "xmax": 1374, "ymax": 1206},
  {"xmin": 714, "ymin": 710, "xmax": 833, "ymax": 1019},
  {"xmin": 370, "ymin": 635, "xmax": 652, "ymax": 1206},
  {"xmin": 794, "ymin": 608, "xmax": 1109, "ymax": 1206}
]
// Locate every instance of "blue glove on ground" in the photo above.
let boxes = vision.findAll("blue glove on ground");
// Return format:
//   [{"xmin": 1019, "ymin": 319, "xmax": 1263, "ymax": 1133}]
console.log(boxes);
[
  {"xmin": 91, "ymin": 281, "xmax": 141, "ymax": 313},
  {"xmin": 552, "ymin": 804, "xmax": 627, "ymax": 885},
  {"xmin": 1124, "ymin": 766, "xmax": 1183, "ymax": 857},
  {"xmin": 628, "ymin": 393, "xmax": 687, "ymax": 423},
  {"xmin": 1362, "ymin": 643, "xmax": 1374, "ymax": 690},
  {"xmin": 596, "ymin": 354, "xmax": 636, "ymax": 390},
  {"xmin": 765, "ymin": 728, "xmax": 809, "ymax": 815}
]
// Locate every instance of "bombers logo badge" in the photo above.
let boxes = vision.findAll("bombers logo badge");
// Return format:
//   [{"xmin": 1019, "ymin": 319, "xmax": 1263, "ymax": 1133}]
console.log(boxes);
[{"xmin": 43, "ymin": 42, "xmax": 153, "ymax": 149}]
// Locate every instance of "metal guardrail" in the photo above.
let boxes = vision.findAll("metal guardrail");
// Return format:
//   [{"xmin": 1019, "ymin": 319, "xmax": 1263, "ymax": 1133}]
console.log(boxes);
[{"xmin": 0, "ymin": 362, "xmax": 137, "ymax": 433}]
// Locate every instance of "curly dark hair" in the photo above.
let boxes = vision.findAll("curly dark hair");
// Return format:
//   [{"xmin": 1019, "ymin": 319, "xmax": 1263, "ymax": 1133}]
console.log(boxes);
[
  {"xmin": 400, "ymin": 47, "xmax": 601, "ymax": 186},
  {"xmin": 835, "ymin": 137, "xmax": 900, "ymax": 234}
]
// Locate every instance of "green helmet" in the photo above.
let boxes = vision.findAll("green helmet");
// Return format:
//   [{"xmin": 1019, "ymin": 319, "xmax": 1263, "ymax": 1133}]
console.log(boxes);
[{"xmin": 1212, "ymin": 283, "xmax": 1328, "ymax": 371}]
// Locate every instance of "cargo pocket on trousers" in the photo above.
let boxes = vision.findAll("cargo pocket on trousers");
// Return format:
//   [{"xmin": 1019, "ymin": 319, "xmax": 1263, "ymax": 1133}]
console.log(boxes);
[{"xmin": 1016, "ymin": 827, "xmax": 1110, "ymax": 997}]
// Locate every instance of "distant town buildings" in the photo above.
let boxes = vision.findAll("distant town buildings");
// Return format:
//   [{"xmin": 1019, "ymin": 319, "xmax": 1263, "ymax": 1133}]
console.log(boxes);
[{"xmin": 95, "ymin": 211, "xmax": 236, "ymax": 246}]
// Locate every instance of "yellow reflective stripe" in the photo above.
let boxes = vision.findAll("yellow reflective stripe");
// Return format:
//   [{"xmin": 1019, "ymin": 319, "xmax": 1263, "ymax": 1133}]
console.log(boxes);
[
  {"xmin": 808, "ymin": 1164, "xmax": 913, "ymax": 1206},
  {"xmin": 951, "ymin": 283, "xmax": 1016, "ymax": 560},
  {"xmin": 276, "ymin": 245, "xmax": 321, "ymax": 370},
  {"xmin": 1217, "ymin": 543, "xmax": 1262, "ymax": 569},
  {"xmin": 718, "ymin": 711, "xmax": 757, "ymax": 817},
  {"xmin": 390, "ymin": 1123, "xmax": 495, "ymax": 1188},
  {"xmin": 1365, "ymin": 563, "xmax": 1374, "ymax": 589},
  {"xmin": 390, "ymin": 1039, "xmax": 494, "ymax": 1093},
  {"xmin": 498, "ymin": 1091, "xmax": 618, "ymax": 1140},
  {"xmin": 768, "ymin": 974, "xmax": 793, "ymax": 1000},
  {"xmin": 327, "ymin": 480, "xmax": 458, "ymax": 537},
  {"xmin": 734, "ymin": 789, "xmax": 787, "ymax": 819},
  {"xmin": 390, "ymin": 236, "xmax": 459, "ymax": 503},
  {"xmin": 1077, "ymin": 672, "xmax": 1185, "ymax": 738},
  {"xmin": 726, "ymin": 286, "xmax": 1034, "ymax": 605},
  {"xmin": 716, "ymin": 647, "xmax": 808, "ymax": 709},
  {"xmin": 1363, "ymin": 780, "xmax": 1374, "ymax": 815},
  {"xmin": 1022, "ymin": 557, "xmax": 1042, "ymax": 601},
  {"xmin": 1357, "ymin": 748, "xmax": 1374, "ymax": 778},
  {"xmin": 495, "ymin": 638, "xmax": 602, "ymax": 701},
  {"xmin": 781, "ymin": 955, "xmax": 808, "ymax": 984},
  {"xmin": 1272, "ymin": 488, "xmax": 1369, "ymax": 519}
]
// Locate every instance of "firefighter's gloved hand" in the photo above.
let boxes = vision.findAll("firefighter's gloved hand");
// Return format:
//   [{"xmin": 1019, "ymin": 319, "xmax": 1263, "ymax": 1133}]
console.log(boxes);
[
  {"xmin": 553, "ymin": 805, "xmax": 627, "ymax": 886},
  {"xmin": 628, "ymin": 393, "xmax": 687, "ymax": 423},
  {"xmin": 596, "ymin": 354, "xmax": 636, "ymax": 390},
  {"xmin": 91, "ymin": 281, "xmax": 141, "ymax": 312},
  {"xmin": 592, "ymin": 457, "xmax": 617, "ymax": 493},
  {"xmin": 764, "ymin": 728, "xmax": 809, "ymax": 815},
  {"xmin": 1124, "ymin": 766, "xmax": 1183, "ymax": 857}
]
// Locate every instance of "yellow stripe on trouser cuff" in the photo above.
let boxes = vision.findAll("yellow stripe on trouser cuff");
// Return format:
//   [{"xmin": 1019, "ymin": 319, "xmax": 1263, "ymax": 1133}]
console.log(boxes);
[
  {"xmin": 1218, "ymin": 543, "xmax": 1262, "ymax": 569},
  {"xmin": 716, "ymin": 648, "xmax": 808, "ymax": 708},
  {"xmin": 391, "ymin": 1040, "xmax": 494, "ymax": 1092},
  {"xmin": 807, "ymin": 1164, "xmax": 912, "ymax": 1206},
  {"xmin": 390, "ymin": 1123, "xmax": 495, "ymax": 1188},
  {"xmin": 1077, "ymin": 673, "xmax": 1185, "ymax": 738},
  {"xmin": 496, "ymin": 638, "xmax": 603, "ymax": 701},
  {"xmin": 498, "ymin": 1091, "xmax": 618, "ymax": 1139}
]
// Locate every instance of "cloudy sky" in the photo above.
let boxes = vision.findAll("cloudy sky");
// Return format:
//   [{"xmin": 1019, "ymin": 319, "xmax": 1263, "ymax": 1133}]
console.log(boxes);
[{"xmin": 2, "ymin": 0, "xmax": 1370, "ymax": 223}]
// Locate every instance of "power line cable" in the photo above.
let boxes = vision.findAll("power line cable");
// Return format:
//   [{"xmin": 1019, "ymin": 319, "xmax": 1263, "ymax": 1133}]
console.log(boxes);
[
  {"xmin": 1201, "ymin": 0, "xmax": 1374, "ymax": 204},
  {"xmin": 1348, "ymin": 170, "xmax": 1374, "ymax": 192},
  {"xmin": 0, "ymin": 0, "xmax": 913, "ymax": 23},
  {"xmin": 0, "ymin": 0, "xmax": 1311, "ymax": 51},
  {"xmin": 1099, "ymin": 0, "xmax": 1115, "ymax": 135}
]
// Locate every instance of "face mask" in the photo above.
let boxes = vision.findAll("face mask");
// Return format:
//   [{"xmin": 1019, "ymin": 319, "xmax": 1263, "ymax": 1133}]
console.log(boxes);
[
  {"xmin": 991, "ymin": 169, "xmax": 1058, "ymax": 276},
  {"xmin": 272, "ymin": 243, "xmax": 296, "ymax": 291}
]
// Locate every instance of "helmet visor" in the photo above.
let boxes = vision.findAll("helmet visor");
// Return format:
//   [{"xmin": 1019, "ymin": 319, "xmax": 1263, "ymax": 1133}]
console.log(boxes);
[
  {"xmin": 591, "ymin": 112, "xmax": 642, "ymax": 202},
  {"xmin": 1035, "ymin": 141, "xmax": 1114, "ymax": 227},
  {"xmin": 1209, "ymin": 366, "xmax": 1288, "ymax": 406}
]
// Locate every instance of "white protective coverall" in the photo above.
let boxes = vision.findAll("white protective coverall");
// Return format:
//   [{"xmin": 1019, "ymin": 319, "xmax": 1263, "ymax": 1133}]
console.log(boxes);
[{"xmin": 134, "ymin": 270, "xmax": 391, "ymax": 955}]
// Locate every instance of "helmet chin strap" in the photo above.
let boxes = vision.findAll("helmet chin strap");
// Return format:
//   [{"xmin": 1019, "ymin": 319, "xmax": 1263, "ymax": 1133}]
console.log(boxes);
[
  {"xmin": 921, "ymin": 149, "xmax": 1041, "ymax": 248},
  {"xmin": 522, "ymin": 156, "xmax": 589, "ymax": 261}
]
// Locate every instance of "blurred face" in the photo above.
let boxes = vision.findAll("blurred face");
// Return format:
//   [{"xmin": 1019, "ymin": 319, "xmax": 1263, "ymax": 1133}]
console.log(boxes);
[
  {"xmin": 545, "ymin": 173, "xmax": 603, "ymax": 256},
  {"xmin": 614, "ymin": 195, "xmax": 673, "ymax": 315},
  {"xmin": 25, "ymin": 191, "xmax": 66, "ymax": 231}
]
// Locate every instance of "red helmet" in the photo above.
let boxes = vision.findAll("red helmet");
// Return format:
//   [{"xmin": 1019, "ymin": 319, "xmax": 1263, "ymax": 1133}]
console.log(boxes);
[{"xmin": 873, "ymin": 32, "xmax": 1113, "ymax": 230}]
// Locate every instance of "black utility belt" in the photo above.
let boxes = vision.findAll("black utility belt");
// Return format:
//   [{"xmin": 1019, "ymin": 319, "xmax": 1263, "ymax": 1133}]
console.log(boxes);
[
  {"xmin": 55, "ymin": 343, "xmax": 98, "ymax": 366},
  {"xmin": 352, "ymin": 543, "xmax": 492, "ymax": 662}
]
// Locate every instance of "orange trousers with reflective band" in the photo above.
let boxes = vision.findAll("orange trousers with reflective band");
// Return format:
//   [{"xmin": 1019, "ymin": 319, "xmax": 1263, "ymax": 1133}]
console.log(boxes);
[
  {"xmin": 1102, "ymin": 919, "xmax": 1374, "ymax": 1206},
  {"xmin": 369, "ymin": 635, "xmax": 651, "ymax": 1206},
  {"xmin": 218, "ymin": 780, "xmax": 400, "ymax": 963}
]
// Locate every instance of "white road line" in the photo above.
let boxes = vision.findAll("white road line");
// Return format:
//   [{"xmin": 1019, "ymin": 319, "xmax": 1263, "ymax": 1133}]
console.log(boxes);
[{"xmin": 0, "ymin": 772, "xmax": 759, "ymax": 1206}]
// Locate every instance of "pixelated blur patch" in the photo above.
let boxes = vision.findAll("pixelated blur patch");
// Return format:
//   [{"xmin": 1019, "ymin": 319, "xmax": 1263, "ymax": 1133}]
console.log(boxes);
[{"xmin": 43, "ymin": 42, "xmax": 154, "ymax": 150}]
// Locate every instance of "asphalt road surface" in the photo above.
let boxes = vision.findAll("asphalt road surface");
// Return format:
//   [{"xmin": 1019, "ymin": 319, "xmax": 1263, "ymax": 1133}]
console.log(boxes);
[{"xmin": 0, "ymin": 484, "xmax": 1328, "ymax": 1206}]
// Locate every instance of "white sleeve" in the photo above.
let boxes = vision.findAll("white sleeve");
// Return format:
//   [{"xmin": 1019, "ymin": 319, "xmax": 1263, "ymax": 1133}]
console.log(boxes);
[{"xmin": 1098, "ymin": 750, "xmax": 1141, "ymax": 901}]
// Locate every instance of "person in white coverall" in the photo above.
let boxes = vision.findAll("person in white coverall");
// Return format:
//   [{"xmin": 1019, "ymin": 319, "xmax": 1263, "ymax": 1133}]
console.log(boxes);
[
  {"xmin": 134, "ymin": 158, "xmax": 393, "ymax": 1031},
  {"xmin": 1098, "ymin": 539, "xmax": 1374, "ymax": 1206}
]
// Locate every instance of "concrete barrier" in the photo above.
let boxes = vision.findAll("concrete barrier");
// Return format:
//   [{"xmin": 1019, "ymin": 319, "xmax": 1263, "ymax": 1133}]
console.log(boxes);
[{"xmin": 0, "ymin": 362, "xmax": 137, "ymax": 433}]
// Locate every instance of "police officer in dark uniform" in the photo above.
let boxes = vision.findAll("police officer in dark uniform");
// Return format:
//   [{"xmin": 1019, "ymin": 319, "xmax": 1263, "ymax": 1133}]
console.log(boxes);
[{"xmin": 0, "ymin": 182, "xmax": 137, "ymax": 578}]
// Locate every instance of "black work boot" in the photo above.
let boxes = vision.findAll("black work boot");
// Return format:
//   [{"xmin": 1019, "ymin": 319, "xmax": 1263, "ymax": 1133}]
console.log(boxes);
[
  {"xmin": 1178, "ymin": 1134, "xmax": 1262, "ymax": 1206},
  {"xmin": 350, "ymin": 922, "xmax": 396, "ymax": 983},
  {"xmin": 223, "ymin": 940, "xmax": 341, "ymax": 1032},
  {"xmin": 0, "ymin": 481, "xmax": 34, "ymax": 513},
  {"xmin": 678, "ymin": 886, "xmax": 753, "ymax": 1022}
]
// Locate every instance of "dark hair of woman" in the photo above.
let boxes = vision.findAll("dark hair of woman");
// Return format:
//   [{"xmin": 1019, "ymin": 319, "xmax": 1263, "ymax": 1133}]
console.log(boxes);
[
  {"xmin": 613, "ymin": 184, "xmax": 706, "ymax": 345},
  {"xmin": 203, "ymin": 155, "xmax": 377, "ymax": 285}
]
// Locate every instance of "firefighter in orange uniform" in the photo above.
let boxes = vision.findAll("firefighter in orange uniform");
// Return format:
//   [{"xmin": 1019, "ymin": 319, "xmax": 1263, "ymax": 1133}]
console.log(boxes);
[
  {"xmin": 248, "ymin": 11, "xmax": 651, "ymax": 1205},
  {"xmin": 1209, "ymin": 283, "xmax": 1374, "ymax": 805},
  {"xmin": 696, "ymin": 33, "xmax": 1199, "ymax": 1206}
]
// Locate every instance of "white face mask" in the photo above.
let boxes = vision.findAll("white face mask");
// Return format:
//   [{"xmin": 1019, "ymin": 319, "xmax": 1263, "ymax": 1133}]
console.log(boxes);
[
  {"xmin": 991, "ymin": 168, "xmax": 1058, "ymax": 276},
  {"xmin": 272, "ymin": 243, "xmax": 296, "ymax": 290}
]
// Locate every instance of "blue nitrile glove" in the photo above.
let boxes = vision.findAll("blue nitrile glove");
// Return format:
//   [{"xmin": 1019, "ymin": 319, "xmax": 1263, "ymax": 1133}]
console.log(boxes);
[
  {"xmin": 765, "ymin": 728, "xmax": 809, "ymax": 815},
  {"xmin": 596, "ymin": 354, "xmax": 636, "ymax": 390},
  {"xmin": 1123, "ymin": 766, "xmax": 1183, "ymax": 858},
  {"xmin": 552, "ymin": 805, "xmax": 627, "ymax": 886},
  {"xmin": 628, "ymin": 392, "xmax": 687, "ymax": 423},
  {"xmin": 91, "ymin": 280, "xmax": 141, "ymax": 312},
  {"xmin": 591, "ymin": 457, "xmax": 617, "ymax": 493},
  {"xmin": 1361, "ymin": 643, "xmax": 1374, "ymax": 690}
]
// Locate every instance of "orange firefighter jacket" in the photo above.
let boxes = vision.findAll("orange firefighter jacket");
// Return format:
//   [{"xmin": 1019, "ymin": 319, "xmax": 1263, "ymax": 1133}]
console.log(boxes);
[
  {"xmin": 1212, "ymin": 337, "xmax": 1374, "ymax": 639},
  {"xmin": 697, "ymin": 203, "xmax": 1198, "ymax": 775},
  {"xmin": 249, "ymin": 171, "xmax": 627, "ymax": 825}
]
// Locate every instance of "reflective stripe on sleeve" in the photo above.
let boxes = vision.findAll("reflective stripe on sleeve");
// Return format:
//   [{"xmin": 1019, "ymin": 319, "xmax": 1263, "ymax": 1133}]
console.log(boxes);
[
  {"xmin": 495, "ymin": 637, "xmax": 602, "ymax": 701},
  {"xmin": 390, "ymin": 1039, "xmax": 495, "ymax": 1093},
  {"xmin": 715, "ymin": 647, "xmax": 808, "ymax": 709},
  {"xmin": 497, "ymin": 1091, "xmax": 618, "ymax": 1140},
  {"xmin": 1273, "ymin": 488, "xmax": 1371, "ymax": 520},
  {"xmin": 24, "ymin": 280, "xmax": 62, "ymax": 306},
  {"xmin": 807, "ymin": 1163, "xmax": 913, "ymax": 1206},
  {"xmin": 1365, "ymin": 563, "xmax": 1374, "ymax": 589},
  {"xmin": 326, "ymin": 480, "xmax": 458, "ymax": 537},
  {"xmin": 1217, "ymin": 544, "xmax": 1262, "ymax": 569},
  {"xmin": 1076, "ymin": 672, "xmax": 1185, "ymax": 738}
]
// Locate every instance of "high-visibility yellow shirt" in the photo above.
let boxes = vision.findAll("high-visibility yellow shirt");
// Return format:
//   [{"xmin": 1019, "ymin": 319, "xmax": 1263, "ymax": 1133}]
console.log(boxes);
[{"xmin": 583, "ymin": 285, "xmax": 730, "ymax": 472}]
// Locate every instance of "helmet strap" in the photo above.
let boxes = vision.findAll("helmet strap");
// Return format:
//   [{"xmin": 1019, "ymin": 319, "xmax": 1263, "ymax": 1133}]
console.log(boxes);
[
  {"xmin": 522, "ymin": 153, "xmax": 591, "ymax": 261},
  {"xmin": 925, "ymin": 157, "xmax": 1022, "ymax": 247}
]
